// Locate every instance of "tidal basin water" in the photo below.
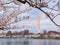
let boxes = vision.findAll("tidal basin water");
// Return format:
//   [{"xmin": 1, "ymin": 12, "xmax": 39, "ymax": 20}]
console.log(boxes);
[{"xmin": 0, "ymin": 38, "xmax": 60, "ymax": 45}]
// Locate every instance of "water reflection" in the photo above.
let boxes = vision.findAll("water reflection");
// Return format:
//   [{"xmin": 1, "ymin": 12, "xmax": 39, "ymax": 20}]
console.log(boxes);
[
  {"xmin": 38, "ymin": 40, "xmax": 40, "ymax": 45},
  {"xmin": 13, "ymin": 41, "xmax": 29, "ymax": 45},
  {"xmin": 0, "ymin": 38, "xmax": 30, "ymax": 45},
  {"xmin": 7, "ymin": 42, "xmax": 11, "ymax": 45},
  {"xmin": 0, "ymin": 38, "xmax": 60, "ymax": 45}
]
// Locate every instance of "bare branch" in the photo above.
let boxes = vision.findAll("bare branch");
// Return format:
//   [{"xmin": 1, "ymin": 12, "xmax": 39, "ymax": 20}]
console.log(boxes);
[
  {"xmin": 25, "ymin": 0, "xmax": 60, "ymax": 27},
  {"xmin": 52, "ymin": 13, "xmax": 60, "ymax": 19}
]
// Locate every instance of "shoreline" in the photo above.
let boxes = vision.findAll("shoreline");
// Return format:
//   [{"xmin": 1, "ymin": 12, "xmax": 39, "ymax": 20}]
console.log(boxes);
[{"xmin": 0, "ymin": 37, "xmax": 60, "ymax": 40}]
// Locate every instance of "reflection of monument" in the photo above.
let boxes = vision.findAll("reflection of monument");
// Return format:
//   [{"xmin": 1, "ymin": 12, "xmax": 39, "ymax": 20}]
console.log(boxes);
[
  {"xmin": 38, "ymin": 40, "xmax": 40, "ymax": 45},
  {"xmin": 37, "ymin": 15, "xmax": 40, "ymax": 33}
]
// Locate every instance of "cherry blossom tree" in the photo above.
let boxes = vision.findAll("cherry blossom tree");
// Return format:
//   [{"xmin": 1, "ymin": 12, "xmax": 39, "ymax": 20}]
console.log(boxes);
[
  {"xmin": 16, "ymin": 0, "xmax": 60, "ymax": 27},
  {"xmin": 0, "ymin": 0, "xmax": 60, "ymax": 30}
]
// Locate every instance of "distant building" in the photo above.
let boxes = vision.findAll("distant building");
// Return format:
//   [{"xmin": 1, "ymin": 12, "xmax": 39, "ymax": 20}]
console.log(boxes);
[
  {"xmin": 0, "ymin": 32, "xmax": 6, "ymax": 37},
  {"xmin": 47, "ymin": 31, "xmax": 60, "ymax": 38},
  {"xmin": 24, "ymin": 29, "xmax": 29, "ymax": 35}
]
